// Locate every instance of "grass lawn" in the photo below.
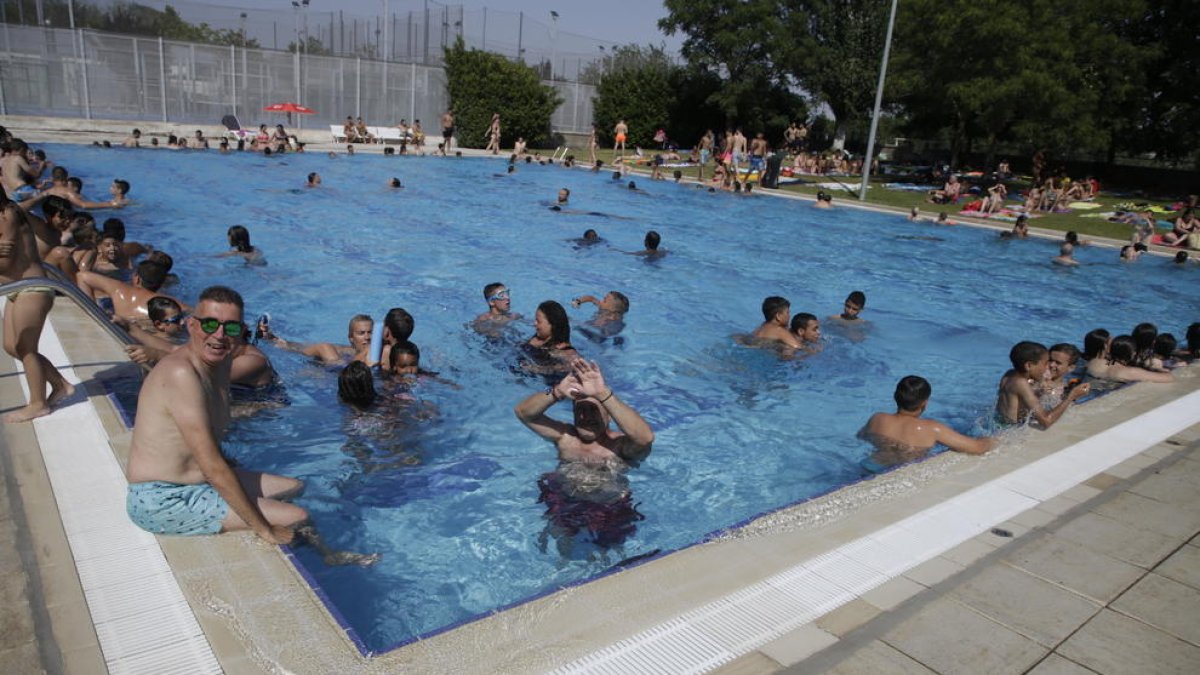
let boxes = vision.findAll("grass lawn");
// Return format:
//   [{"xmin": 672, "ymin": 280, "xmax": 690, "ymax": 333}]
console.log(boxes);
[{"xmin": 574, "ymin": 148, "xmax": 1182, "ymax": 243}]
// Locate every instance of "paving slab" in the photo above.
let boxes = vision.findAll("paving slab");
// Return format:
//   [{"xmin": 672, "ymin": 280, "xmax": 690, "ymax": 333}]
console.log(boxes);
[
  {"xmin": 1053, "ymin": 512, "xmax": 1179, "ymax": 569},
  {"xmin": 818, "ymin": 640, "xmax": 936, "ymax": 675},
  {"xmin": 1025, "ymin": 653, "xmax": 1101, "ymax": 675},
  {"xmin": 1002, "ymin": 535, "xmax": 1144, "ymax": 604},
  {"xmin": 758, "ymin": 624, "xmax": 839, "ymax": 667},
  {"xmin": 1057, "ymin": 608, "xmax": 1200, "ymax": 675},
  {"xmin": 1110, "ymin": 573, "xmax": 1200, "ymax": 646},
  {"xmin": 948, "ymin": 564, "xmax": 1101, "ymax": 648},
  {"xmin": 1090, "ymin": 491, "xmax": 1200, "ymax": 539},
  {"xmin": 881, "ymin": 598, "xmax": 1047, "ymax": 675},
  {"xmin": 1153, "ymin": 543, "xmax": 1200, "ymax": 590}
]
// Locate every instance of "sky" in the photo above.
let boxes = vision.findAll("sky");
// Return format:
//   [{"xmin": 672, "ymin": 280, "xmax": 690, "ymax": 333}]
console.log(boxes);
[{"xmin": 224, "ymin": 0, "xmax": 684, "ymax": 54}]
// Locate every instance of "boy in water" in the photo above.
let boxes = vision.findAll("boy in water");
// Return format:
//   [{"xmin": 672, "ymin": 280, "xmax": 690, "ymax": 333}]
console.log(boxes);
[
  {"xmin": 751, "ymin": 296, "xmax": 802, "ymax": 349},
  {"xmin": 1038, "ymin": 343, "xmax": 1081, "ymax": 407},
  {"xmin": 789, "ymin": 312, "xmax": 823, "ymax": 353},
  {"xmin": 996, "ymin": 341, "xmax": 1090, "ymax": 428},
  {"xmin": 829, "ymin": 291, "xmax": 866, "ymax": 323},
  {"xmin": 860, "ymin": 375, "xmax": 996, "ymax": 468}
]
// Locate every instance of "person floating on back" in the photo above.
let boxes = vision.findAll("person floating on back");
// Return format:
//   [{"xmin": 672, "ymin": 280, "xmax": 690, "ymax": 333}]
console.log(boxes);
[
  {"xmin": 860, "ymin": 375, "xmax": 996, "ymax": 468},
  {"xmin": 995, "ymin": 341, "xmax": 1091, "ymax": 428}
]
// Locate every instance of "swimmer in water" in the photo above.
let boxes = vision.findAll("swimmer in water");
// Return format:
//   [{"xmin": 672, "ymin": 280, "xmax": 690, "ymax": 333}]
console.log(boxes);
[
  {"xmin": 472, "ymin": 282, "xmax": 522, "ymax": 335},
  {"xmin": 1000, "ymin": 215, "xmax": 1029, "ymax": 239},
  {"xmin": 860, "ymin": 375, "xmax": 996, "ymax": 468},
  {"xmin": 996, "ymin": 341, "xmax": 1091, "ymax": 428},
  {"xmin": 572, "ymin": 290, "xmax": 629, "ymax": 341},
  {"xmin": 306, "ymin": 172, "xmax": 321, "ymax": 187},
  {"xmin": 1037, "ymin": 343, "xmax": 1081, "ymax": 408},
  {"xmin": 829, "ymin": 290, "xmax": 867, "ymax": 324},
  {"xmin": 270, "ymin": 314, "xmax": 374, "ymax": 365},
  {"xmin": 1051, "ymin": 242, "xmax": 1079, "ymax": 266},
  {"xmin": 389, "ymin": 177, "xmax": 403, "ymax": 188},
  {"xmin": 571, "ymin": 228, "xmax": 603, "ymax": 248},
  {"xmin": 515, "ymin": 358, "xmax": 654, "ymax": 467},
  {"xmin": 625, "ymin": 230, "xmax": 667, "ymax": 259},
  {"xmin": 789, "ymin": 312, "xmax": 823, "ymax": 354},
  {"xmin": 751, "ymin": 296, "xmax": 802, "ymax": 350}
]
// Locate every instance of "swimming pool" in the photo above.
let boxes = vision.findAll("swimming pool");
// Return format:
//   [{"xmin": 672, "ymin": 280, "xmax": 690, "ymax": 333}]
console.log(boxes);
[{"xmin": 50, "ymin": 144, "xmax": 1192, "ymax": 653}]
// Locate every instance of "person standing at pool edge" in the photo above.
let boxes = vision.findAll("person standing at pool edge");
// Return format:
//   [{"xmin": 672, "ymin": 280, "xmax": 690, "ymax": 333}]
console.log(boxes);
[
  {"xmin": 125, "ymin": 286, "xmax": 376, "ymax": 565},
  {"xmin": 440, "ymin": 110, "xmax": 454, "ymax": 155},
  {"xmin": 614, "ymin": 120, "xmax": 628, "ymax": 156}
]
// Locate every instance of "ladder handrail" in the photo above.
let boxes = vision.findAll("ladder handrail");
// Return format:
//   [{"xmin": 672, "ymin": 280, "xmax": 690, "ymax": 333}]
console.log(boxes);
[{"xmin": 0, "ymin": 276, "xmax": 139, "ymax": 348}]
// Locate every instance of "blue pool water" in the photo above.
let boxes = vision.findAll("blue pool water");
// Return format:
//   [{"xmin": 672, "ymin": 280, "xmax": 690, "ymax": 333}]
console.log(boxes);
[{"xmin": 48, "ymin": 145, "xmax": 1193, "ymax": 653}]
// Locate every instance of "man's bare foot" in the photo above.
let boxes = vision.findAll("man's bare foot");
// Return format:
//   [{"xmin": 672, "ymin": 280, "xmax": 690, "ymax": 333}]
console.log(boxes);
[
  {"xmin": 47, "ymin": 381, "xmax": 76, "ymax": 407},
  {"xmin": 4, "ymin": 402, "xmax": 52, "ymax": 423},
  {"xmin": 323, "ymin": 551, "xmax": 381, "ymax": 567}
]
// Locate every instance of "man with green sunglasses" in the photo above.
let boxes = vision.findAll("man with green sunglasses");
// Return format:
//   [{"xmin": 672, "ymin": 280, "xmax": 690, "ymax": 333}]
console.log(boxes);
[{"xmin": 125, "ymin": 286, "xmax": 377, "ymax": 565}]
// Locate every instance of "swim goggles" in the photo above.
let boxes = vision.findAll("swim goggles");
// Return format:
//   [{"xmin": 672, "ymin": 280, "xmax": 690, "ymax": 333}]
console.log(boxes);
[
  {"xmin": 160, "ymin": 314, "xmax": 187, "ymax": 325},
  {"xmin": 488, "ymin": 290, "xmax": 511, "ymax": 302},
  {"xmin": 194, "ymin": 317, "xmax": 245, "ymax": 337}
]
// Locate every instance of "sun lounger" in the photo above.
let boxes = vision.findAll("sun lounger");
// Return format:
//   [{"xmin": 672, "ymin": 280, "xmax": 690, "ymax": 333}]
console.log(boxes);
[
  {"xmin": 330, "ymin": 125, "xmax": 348, "ymax": 143},
  {"xmin": 372, "ymin": 127, "xmax": 414, "ymax": 145}
]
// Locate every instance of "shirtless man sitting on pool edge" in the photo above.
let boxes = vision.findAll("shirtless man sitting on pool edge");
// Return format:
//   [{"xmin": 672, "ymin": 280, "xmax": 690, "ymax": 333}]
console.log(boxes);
[{"xmin": 125, "ymin": 286, "xmax": 375, "ymax": 565}]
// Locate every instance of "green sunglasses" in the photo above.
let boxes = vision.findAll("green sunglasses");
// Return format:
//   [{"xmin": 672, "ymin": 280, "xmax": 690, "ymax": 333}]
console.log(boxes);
[{"xmin": 194, "ymin": 316, "xmax": 245, "ymax": 337}]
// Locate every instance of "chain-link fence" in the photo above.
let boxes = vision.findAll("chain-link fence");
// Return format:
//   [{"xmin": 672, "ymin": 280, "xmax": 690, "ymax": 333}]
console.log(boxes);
[
  {"xmin": 0, "ymin": 0, "xmax": 655, "ymax": 82},
  {"xmin": 0, "ymin": 22, "xmax": 595, "ymax": 134}
]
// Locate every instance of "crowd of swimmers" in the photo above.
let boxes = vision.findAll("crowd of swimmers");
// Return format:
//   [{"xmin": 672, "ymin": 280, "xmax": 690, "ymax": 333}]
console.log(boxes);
[{"xmin": 2, "ymin": 123, "xmax": 1196, "ymax": 561}]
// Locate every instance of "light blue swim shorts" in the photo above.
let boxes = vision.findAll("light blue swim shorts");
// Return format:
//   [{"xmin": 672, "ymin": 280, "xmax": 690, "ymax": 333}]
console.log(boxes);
[
  {"xmin": 127, "ymin": 481, "xmax": 229, "ymax": 536},
  {"xmin": 8, "ymin": 184, "xmax": 36, "ymax": 201}
]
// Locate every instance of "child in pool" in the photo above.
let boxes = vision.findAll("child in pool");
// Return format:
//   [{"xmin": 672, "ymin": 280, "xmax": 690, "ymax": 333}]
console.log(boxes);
[{"xmin": 996, "ymin": 341, "xmax": 1090, "ymax": 429}]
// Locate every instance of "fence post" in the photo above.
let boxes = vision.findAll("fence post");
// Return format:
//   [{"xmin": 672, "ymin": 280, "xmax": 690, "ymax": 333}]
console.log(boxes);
[
  {"xmin": 158, "ymin": 36, "xmax": 167, "ymax": 121},
  {"xmin": 409, "ymin": 62, "xmax": 415, "ymax": 124},
  {"xmin": 78, "ymin": 29, "xmax": 91, "ymax": 119},
  {"xmin": 573, "ymin": 81, "xmax": 578, "ymax": 132},
  {"xmin": 132, "ymin": 37, "xmax": 144, "ymax": 117},
  {"xmin": 230, "ymin": 44, "xmax": 236, "ymax": 117},
  {"xmin": 355, "ymin": 57, "xmax": 360, "ymax": 118}
]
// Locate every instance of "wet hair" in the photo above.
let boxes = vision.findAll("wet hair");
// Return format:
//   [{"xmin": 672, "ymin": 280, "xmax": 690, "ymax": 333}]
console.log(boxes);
[
  {"xmin": 1133, "ymin": 242, "xmax": 1148, "ymax": 252},
  {"xmin": 113, "ymin": 179, "xmax": 130, "ymax": 196},
  {"xmin": 761, "ymin": 296, "xmax": 790, "ymax": 321},
  {"xmin": 628, "ymin": 181, "xmax": 638, "ymax": 190},
  {"xmin": 50, "ymin": 166, "xmax": 68, "ymax": 181},
  {"xmin": 41, "ymin": 195, "xmax": 74, "ymax": 222},
  {"xmin": 1082, "ymin": 328, "xmax": 1110, "ymax": 360},
  {"xmin": 147, "ymin": 250, "xmax": 173, "ymax": 272},
  {"xmin": 536, "ymin": 300, "xmax": 572, "ymax": 346},
  {"xmin": 1015, "ymin": 214, "xmax": 1028, "ymax": 225},
  {"xmin": 389, "ymin": 177, "xmax": 402, "ymax": 187},
  {"xmin": 147, "ymin": 296, "xmax": 183, "ymax": 323},
  {"xmin": 1175, "ymin": 251, "xmax": 1189, "ymax": 263},
  {"xmin": 483, "ymin": 282, "xmax": 506, "ymax": 300},
  {"xmin": 1153, "ymin": 334, "xmax": 1177, "ymax": 360},
  {"xmin": 583, "ymin": 229, "xmax": 598, "ymax": 241},
  {"xmin": 608, "ymin": 291, "xmax": 630, "ymax": 313},
  {"xmin": 1009, "ymin": 341, "xmax": 1048, "ymax": 371},
  {"xmin": 789, "ymin": 312, "xmax": 818, "ymax": 333},
  {"xmin": 559, "ymin": 187, "xmax": 570, "ymax": 199},
  {"xmin": 1132, "ymin": 322, "xmax": 1157, "ymax": 355},
  {"xmin": 388, "ymin": 340, "xmax": 421, "ymax": 370},
  {"xmin": 847, "ymin": 291, "xmax": 866, "ymax": 308},
  {"xmin": 1059, "ymin": 242, "xmax": 1073, "ymax": 255},
  {"xmin": 348, "ymin": 314, "xmax": 373, "ymax": 333},
  {"xmin": 384, "ymin": 307, "xmax": 414, "ymax": 341},
  {"xmin": 893, "ymin": 375, "xmax": 932, "ymax": 412},
  {"xmin": 102, "ymin": 217, "xmax": 125, "ymax": 241},
  {"xmin": 1120, "ymin": 245, "xmax": 1133, "ymax": 258},
  {"xmin": 307, "ymin": 172, "xmax": 319, "ymax": 184},
  {"xmin": 337, "ymin": 361, "xmax": 377, "ymax": 409},
  {"xmin": 135, "ymin": 260, "xmax": 168, "ymax": 291},
  {"xmin": 132, "ymin": 128, "xmax": 141, "ymax": 136},
  {"xmin": 1049, "ymin": 343, "xmax": 1081, "ymax": 367},
  {"xmin": 66, "ymin": 177, "xmax": 84, "ymax": 193},
  {"xmin": 198, "ymin": 285, "xmax": 244, "ymax": 311},
  {"xmin": 1107, "ymin": 335, "xmax": 1137, "ymax": 366},
  {"xmin": 384, "ymin": 146, "xmax": 395, "ymax": 156},
  {"xmin": 227, "ymin": 225, "xmax": 252, "ymax": 253},
  {"xmin": 611, "ymin": 171, "xmax": 621, "ymax": 180},
  {"xmin": 644, "ymin": 230, "xmax": 661, "ymax": 250},
  {"xmin": 1065, "ymin": 231, "xmax": 1079, "ymax": 244},
  {"xmin": 673, "ymin": 170, "xmax": 682, "ymax": 180},
  {"xmin": 72, "ymin": 211, "xmax": 95, "ymax": 228},
  {"xmin": 1186, "ymin": 323, "xmax": 1200, "ymax": 357}
]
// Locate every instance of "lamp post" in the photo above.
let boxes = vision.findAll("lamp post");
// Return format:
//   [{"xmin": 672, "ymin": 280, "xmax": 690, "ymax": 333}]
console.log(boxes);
[
  {"xmin": 859, "ymin": 0, "xmax": 899, "ymax": 201},
  {"xmin": 549, "ymin": 10, "xmax": 558, "ymax": 81}
]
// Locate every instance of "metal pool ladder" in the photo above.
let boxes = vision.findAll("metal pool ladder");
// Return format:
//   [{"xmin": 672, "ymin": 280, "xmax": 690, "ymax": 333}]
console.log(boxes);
[{"xmin": 0, "ymin": 267, "xmax": 141, "ymax": 351}]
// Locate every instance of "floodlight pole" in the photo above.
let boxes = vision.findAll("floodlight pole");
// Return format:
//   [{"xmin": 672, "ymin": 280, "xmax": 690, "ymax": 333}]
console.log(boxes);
[{"xmin": 859, "ymin": 0, "xmax": 898, "ymax": 201}]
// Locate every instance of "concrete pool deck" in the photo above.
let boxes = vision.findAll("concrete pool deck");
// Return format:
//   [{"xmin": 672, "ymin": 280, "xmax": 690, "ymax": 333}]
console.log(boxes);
[{"xmin": 2, "ymin": 123, "xmax": 1197, "ymax": 673}]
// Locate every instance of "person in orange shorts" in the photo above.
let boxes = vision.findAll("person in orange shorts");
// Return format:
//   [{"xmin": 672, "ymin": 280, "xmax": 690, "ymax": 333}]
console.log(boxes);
[{"xmin": 613, "ymin": 120, "xmax": 628, "ymax": 156}]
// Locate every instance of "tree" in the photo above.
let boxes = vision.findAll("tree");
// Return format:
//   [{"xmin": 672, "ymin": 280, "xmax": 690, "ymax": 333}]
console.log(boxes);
[
  {"xmin": 659, "ymin": 0, "xmax": 788, "ymax": 128},
  {"xmin": 1135, "ymin": 0, "xmax": 1200, "ymax": 166},
  {"xmin": 288, "ymin": 36, "xmax": 333, "ymax": 56},
  {"xmin": 592, "ymin": 45, "xmax": 677, "ymax": 148},
  {"xmin": 443, "ymin": 38, "xmax": 562, "ymax": 148},
  {"xmin": 778, "ymin": 0, "xmax": 891, "ymax": 146}
]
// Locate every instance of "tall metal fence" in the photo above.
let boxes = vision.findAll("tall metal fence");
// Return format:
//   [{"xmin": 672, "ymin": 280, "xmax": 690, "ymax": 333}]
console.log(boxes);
[{"xmin": 0, "ymin": 22, "xmax": 595, "ymax": 134}]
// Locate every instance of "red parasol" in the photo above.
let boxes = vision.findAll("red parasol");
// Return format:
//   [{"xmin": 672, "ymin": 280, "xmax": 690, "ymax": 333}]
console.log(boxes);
[{"xmin": 263, "ymin": 102, "xmax": 316, "ymax": 114}]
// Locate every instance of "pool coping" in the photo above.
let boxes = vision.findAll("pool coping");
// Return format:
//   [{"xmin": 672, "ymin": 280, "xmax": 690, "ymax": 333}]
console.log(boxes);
[{"xmin": 2, "ymin": 129, "xmax": 1195, "ymax": 673}]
